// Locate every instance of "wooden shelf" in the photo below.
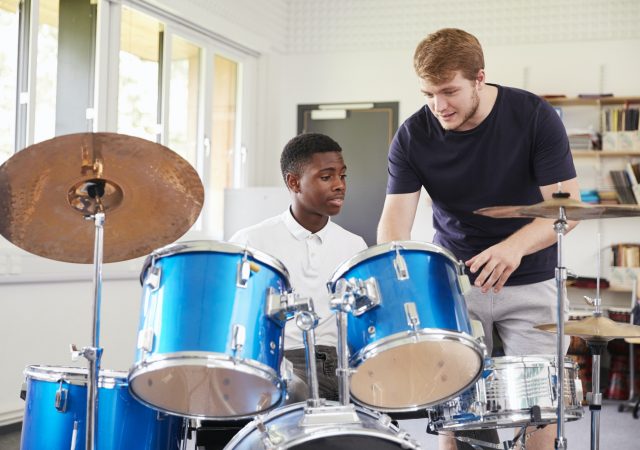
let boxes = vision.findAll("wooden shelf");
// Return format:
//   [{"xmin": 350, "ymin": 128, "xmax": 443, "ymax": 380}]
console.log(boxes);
[
  {"xmin": 544, "ymin": 96, "xmax": 640, "ymax": 106},
  {"xmin": 572, "ymin": 150, "xmax": 640, "ymax": 158}
]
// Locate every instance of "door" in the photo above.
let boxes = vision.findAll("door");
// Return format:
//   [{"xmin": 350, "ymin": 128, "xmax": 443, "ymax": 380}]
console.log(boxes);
[{"xmin": 298, "ymin": 102, "xmax": 398, "ymax": 245}]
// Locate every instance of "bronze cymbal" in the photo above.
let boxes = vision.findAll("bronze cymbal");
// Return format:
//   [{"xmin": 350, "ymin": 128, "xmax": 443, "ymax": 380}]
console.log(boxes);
[
  {"xmin": 0, "ymin": 132, "xmax": 204, "ymax": 263},
  {"xmin": 475, "ymin": 198, "xmax": 640, "ymax": 220},
  {"xmin": 535, "ymin": 315, "xmax": 640, "ymax": 340},
  {"xmin": 625, "ymin": 337, "xmax": 640, "ymax": 344}
]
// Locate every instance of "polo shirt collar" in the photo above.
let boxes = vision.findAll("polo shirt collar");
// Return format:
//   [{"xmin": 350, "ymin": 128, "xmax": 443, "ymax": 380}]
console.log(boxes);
[{"xmin": 283, "ymin": 207, "xmax": 330, "ymax": 243}]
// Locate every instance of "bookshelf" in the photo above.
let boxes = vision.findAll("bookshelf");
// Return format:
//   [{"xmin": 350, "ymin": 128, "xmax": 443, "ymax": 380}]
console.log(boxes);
[{"xmin": 545, "ymin": 96, "xmax": 640, "ymax": 302}]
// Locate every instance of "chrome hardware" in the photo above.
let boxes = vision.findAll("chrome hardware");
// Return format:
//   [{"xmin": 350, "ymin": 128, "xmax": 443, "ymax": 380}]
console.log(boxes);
[
  {"xmin": 392, "ymin": 245, "xmax": 409, "ymax": 280},
  {"xmin": 300, "ymin": 403, "xmax": 361, "ymax": 426},
  {"xmin": 456, "ymin": 260, "xmax": 472, "ymax": 294},
  {"xmin": 137, "ymin": 328, "xmax": 155, "ymax": 352},
  {"xmin": 331, "ymin": 277, "xmax": 382, "ymax": 317},
  {"xmin": 352, "ymin": 277, "xmax": 381, "ymax": 316},
  {"xmin": 236, "ymin": 253, "xmax": 251, "ymax": 288},
  {"xmin": 55, "ymin": 382, "xmax": 68, "ymax": 412},
  {"xmin": 266, "ymin": 288, "xmax": 312, "ymax": 323},
  {"xmin": 70, "ymin": 421, "xmax": 79, "ymax": 450},
  {"xmin": 231, "ymin": 324, "xmax": 246, "ymax": 359},
  {"xmin": 255, "ymin": 415, "xmax": 279, "ymax": 448},
  {"xmin": 144, "ymin": 265, "xmax": 161, "ymax": 291},
  {"xmin": 404, "ymin": 302, "xmax": 420, "ymax": 331},
  {"xmin": 459, "ymin": 273, "xmax": 472, "ymax": 295},
  {"xmin": 367, "ymin": 325, "xmax": 376, "ymax": 335},
  {"xmin": 69, "ymin": 344, "xmax": 98, "ymax": 362}
]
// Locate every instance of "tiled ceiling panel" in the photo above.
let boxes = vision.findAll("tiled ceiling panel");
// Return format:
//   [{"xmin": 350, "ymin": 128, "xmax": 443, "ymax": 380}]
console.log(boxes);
[{"xmin": 285, "ymin": 0, "xmax": 640, "ymax": 53}]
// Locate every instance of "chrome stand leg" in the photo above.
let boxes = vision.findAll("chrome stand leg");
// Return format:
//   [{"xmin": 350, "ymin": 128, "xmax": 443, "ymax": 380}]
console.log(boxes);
[
  {"xmin": 553, "ymin": 212, "xmax": 568, "ymax": 449},
  {"xmin": 587, "ymin": 340, "xmax": 606, "ymax": 450}
]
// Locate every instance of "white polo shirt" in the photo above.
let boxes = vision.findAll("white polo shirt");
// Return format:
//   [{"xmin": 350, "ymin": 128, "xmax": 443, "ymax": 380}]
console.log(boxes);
[{"xmin": 229, "ymin": 208, "xmax": 367, "ymax": 349}]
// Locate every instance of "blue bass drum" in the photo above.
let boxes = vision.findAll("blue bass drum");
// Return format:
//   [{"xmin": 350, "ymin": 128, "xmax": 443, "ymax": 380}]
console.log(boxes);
[
  {"xmin": 20, "ymin": 366, "xmax": 182, "ymax": 450},
  {"xmin": 129, "ymin": 241, "xmax": 292, "ymax": 419},
  {"xmin": 328, "ymin": 241, "xmax": 485, "ymax": 412}
]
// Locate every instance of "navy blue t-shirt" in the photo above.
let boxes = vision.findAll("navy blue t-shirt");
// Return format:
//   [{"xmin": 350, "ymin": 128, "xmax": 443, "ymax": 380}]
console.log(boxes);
[{"xmin": 387, "ymin": 84, "xmax": 576, "ymax": 285}]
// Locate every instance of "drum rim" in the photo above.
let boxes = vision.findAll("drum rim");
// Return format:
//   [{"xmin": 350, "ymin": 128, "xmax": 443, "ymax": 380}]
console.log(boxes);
[
  {"xmin": 140, "ymin": 240, "xmax": 291, "ymax": 287},
  {"xmin": 349, "ymin": 330, "xmax": 485, "ymax": 412},
  {"xmin": 432, "ymin": 407, "xmax": 584, "ymax": 431},
  {"xmin": 328, "ymin": 240, "xmax": 461, "ymax": 284},
  {"xmin": 226, "ymin": 401, "xmax": 420, "ymax": 449},
  {"xmin": 484, "ymin": 354, "xmax": 578, "ymax": 370},
  {"xmin": 128, "ymin": 352, "xmax": 284, "ymax": 420},
  {"xmin": 23, "ymin": 365, "xmax": 125, "ymax": 388}
]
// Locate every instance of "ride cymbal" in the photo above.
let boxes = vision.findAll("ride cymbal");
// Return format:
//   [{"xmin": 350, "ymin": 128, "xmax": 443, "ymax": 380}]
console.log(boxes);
[
  {"xmin": 475, "ymin": 198, "xmax": 640, "ymax": 221},
  {"xmin": 0, "ymin": 132, "xmax": 204, "ymax": 263},
  {"xmin": 535, "ymin": 315, "xmax": 640, "ymax": 340}
]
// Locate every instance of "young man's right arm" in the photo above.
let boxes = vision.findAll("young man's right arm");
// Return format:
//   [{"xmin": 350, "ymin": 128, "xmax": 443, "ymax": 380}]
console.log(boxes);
[{"xmin": 376, "ymin": 191, "xmax": 421, "ymax": 243}]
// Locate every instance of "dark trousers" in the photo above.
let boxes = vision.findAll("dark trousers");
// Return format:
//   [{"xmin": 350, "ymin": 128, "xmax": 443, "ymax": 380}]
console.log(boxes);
[{"xmin": 284, "ymin": 345, "xmax": 339, "ymax": 401}]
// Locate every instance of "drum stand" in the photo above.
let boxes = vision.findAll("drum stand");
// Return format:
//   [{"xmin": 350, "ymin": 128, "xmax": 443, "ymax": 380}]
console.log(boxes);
[
  {"xmin": 289, "ymin": 305, "xmax": 361, "ymax": 428},
  {"xmin": 552, "ymin": 196, "xmax": 570, "ymax": 449}
]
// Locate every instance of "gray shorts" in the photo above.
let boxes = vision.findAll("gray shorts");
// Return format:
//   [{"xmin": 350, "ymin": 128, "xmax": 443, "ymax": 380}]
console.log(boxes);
[{"xmin": 465, "ymin": 278, "xmax": 569, "ymax": 357}]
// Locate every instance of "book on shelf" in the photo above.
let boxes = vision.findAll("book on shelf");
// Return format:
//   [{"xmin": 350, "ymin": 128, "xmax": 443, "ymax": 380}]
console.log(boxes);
[
  {"xmin": 611, "ymin": 243, "xmax": 640, "ymax": 268},
  {"xmin": 625, "ymin": 162, "xmax": 640, "ymax": 204},
  {"xmin": 609, "ymin": 169, "xmax": 638, "ymax": 204}
]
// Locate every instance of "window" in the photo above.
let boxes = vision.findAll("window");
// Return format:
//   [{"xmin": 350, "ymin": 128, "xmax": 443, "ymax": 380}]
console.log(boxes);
[
  {"xmin": 168, "ymin": 35, "xmax": 200, "ymax": 167},
  {"xmin": 33, "ymin": 0, "xmax": 58, "ymax": 143},
  {"xmin": 208, "ymin": 54, "xmax": 240, "ymax": 233},
  {"xmin": 0, "ymin": 0, "xmax": 20, "ymax": 162},
  {"xmin": 118, "ymin": 6, "xmax": 161, "ymax": 142}
]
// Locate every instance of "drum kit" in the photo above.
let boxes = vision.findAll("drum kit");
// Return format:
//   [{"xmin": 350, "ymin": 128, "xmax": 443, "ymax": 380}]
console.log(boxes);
[{"xmin": 2, "ymin": 132, "xmax": 640, "ymax": 450}]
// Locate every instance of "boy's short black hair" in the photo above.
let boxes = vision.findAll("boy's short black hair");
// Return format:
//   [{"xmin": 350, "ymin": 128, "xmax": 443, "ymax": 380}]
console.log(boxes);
[{"xmin": 280, "ymin": 133, "xmax": 342, "ymax": 181}]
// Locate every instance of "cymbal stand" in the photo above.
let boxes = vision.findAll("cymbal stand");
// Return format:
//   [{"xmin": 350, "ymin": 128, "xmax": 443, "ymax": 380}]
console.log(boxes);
[
  {"xmin": 69, "ymin": 209, "xmax": 105, "ymax": 450},
  {"xmin": 582, "ymin": 232, "xmax": 606, "ymax": 450},
  {"xmin": 552, "ymin": 195, "xmax": 569, "ymax": 449},
  {"xmin": 584, "ymin": 338, "xmax": 607, "ymax": 450}
]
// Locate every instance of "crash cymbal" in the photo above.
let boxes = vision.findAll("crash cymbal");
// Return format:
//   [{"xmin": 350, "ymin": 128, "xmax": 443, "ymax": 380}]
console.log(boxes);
[
  {"xmin": 0, "ymin": 132, "xmax": 204, "ymax": 263},
  {"xmin": 625, "ymin": 337, "xmax": 640, "ymax": 344},
  {"xmin": 475, "ymin": 198, "xmax": 640, "ymax": 220},
  {"xmin": 535, "ymin": 315, "xmax": 640, "ymax": 340}
]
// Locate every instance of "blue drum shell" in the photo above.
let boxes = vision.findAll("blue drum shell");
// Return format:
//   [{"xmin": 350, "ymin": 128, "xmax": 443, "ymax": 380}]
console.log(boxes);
[
  {"xmin": 337, "ymin": 249, "xmax": 473, "ymax": 357},
  {"xmin": 20, "ymin": 366, "xmax": 182, "ymax": 450}
]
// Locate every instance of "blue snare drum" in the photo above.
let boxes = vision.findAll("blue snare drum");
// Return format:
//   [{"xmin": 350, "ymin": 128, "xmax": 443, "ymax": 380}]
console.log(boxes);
[
  {"xmin": 329, "ymin": 241, "xmax": 484, "ymax": 412},
  {"xmin": 129, "ymin": 241, "xmax": 291, "ymax": 419},
  {"xmin": 20, "ymin": 365, "xmax": 182, "ymax": 450}
]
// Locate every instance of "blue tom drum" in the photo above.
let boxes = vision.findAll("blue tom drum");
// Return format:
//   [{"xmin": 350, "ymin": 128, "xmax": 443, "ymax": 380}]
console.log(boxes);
[
  {"xmin": 129, "ymin": 241, "xmax": 291, "ymax": 419},
  {"xmin": 329, "ymin": 241, "xmax": 485, "ymax": 412},
  {"xmin": 20, "ymin": 365, "xmax": 182, "ymax": 450}
]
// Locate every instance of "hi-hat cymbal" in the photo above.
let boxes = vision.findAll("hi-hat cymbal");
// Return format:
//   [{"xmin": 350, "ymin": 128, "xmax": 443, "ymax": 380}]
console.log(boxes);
[
  {"xmin": 535, "ymin": 315, "xmax": 640, "ymax": 340},
  {"xmin": 475, "ymin": 198, "xmax": 640, "ymax": 220},
  {"xmin": 0, "ymin": 132, "xmax": 204, "ymax": 263}
]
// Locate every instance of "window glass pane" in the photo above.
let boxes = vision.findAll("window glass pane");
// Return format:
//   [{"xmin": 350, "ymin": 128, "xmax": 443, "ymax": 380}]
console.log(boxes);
[
  {"xmin": 0, "ymin": 0, "xmax": 19, "ymax": 162},
  {"xmin": 33, "ymin": 0, "xmax": 58, "ymax": 144},
  {"xmin": 210, "ymin": 54, "xmax": 238, "ymax": 232},
  {"xmin": 168, "ymin": 35, "xmax": 199, "ymax": 167},
  {"xmin": 118, "ymin": 7, "xmax": 161, "ymax": 141}
]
